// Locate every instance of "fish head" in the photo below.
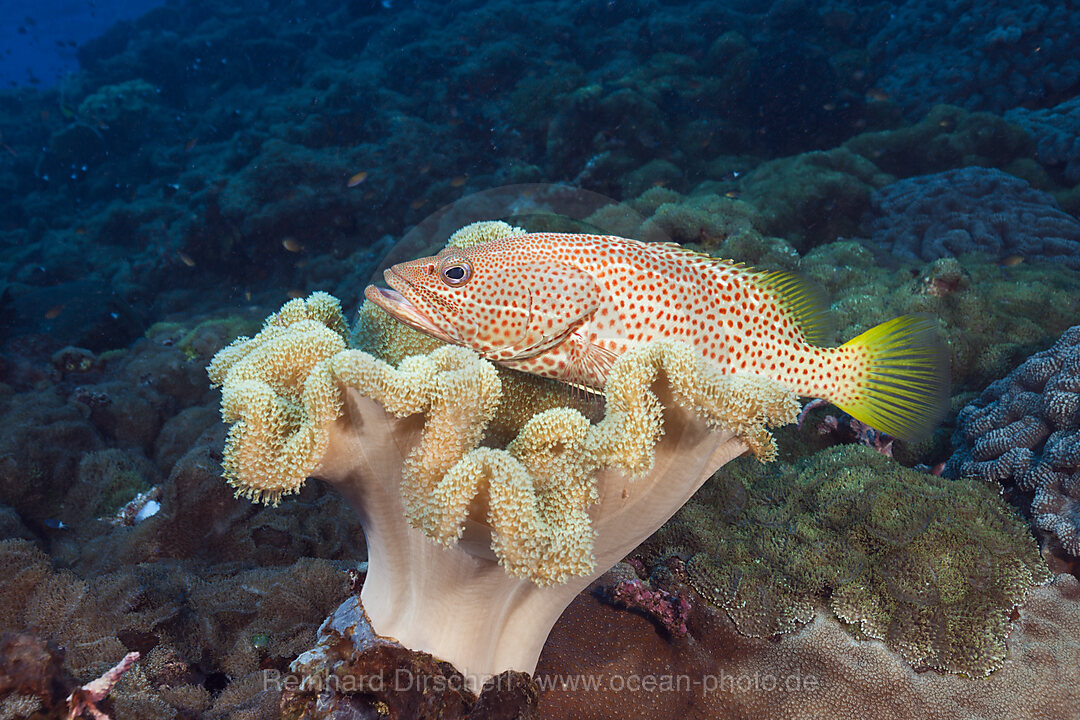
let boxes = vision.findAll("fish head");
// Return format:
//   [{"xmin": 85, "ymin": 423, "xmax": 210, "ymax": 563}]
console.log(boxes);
[{"xmin": 364, "ymin": 238, "xmax": 601, "ymax": 362}]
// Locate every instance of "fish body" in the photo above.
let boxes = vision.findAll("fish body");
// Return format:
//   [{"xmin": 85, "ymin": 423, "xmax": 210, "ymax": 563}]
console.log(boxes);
[{"xmin": 365, "ymin": 232, "xmax": 948, "ymax": 441}]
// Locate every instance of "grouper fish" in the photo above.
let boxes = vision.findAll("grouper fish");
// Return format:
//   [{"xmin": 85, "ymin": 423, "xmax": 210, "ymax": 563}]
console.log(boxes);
[{"xmin": 364, "ymin": 232, "xmax": 949, "ymax": 441}]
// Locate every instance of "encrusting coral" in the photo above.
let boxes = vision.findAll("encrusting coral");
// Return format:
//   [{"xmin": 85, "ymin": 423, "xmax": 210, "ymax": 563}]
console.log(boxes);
[
  {"xmin": 641, "ymin": 445, "xmax": 1049, "ymax": 677},
  {"xmin": 537, "ymin": 570, "xmax": 1080, "ymax": 720},
  {"xmin": 207, "ymin": 222, "xmax": 799, "ymax": 689}
]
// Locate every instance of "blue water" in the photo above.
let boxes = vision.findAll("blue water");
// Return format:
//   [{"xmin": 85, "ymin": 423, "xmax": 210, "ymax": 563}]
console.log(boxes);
[{"xmin": 0, "ymin": 0, "xmax": 164, "ymax": 87}]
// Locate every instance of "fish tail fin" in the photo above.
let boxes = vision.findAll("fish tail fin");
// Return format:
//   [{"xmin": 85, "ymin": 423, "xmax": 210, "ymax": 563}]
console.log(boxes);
[{"xmin": 831, "ymin": 314, "xmax": 949, "ymax": 442}]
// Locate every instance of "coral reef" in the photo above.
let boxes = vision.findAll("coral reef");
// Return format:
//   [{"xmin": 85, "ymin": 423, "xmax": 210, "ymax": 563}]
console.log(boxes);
[
  {"xmin": 0, "ymin": 307, "xmax": 369, "ymax": 717},
  {"xmin": 640, "ymin": 445, "xmax": 1049, "ymax": 676},
  {"xmin": 796, "ymin": 242, "xmax": 1080, "ymax": 395},
  {"xmin": 536, "ymin": 571, "xmax": 1080, "ymax": 720},
  {"xmin": 945, "ymin": 325, "xmax": 1080, "ymax": 556},
  {"xmin": 868, "ymin": 2, "xmax": 1080, "ymax": 115},
  {"xmin": 2, "ymin": 0, "xmax": 1080, "ymax": 715},
  {"xmin": 0, "ymin": 538, "xmax": 350, "ymax": 718},
  {"xmin": 209, "ymin": 288, "xmax": 798, "ymax": 687},
  {"xmin": 626, "ymin": 106, "xmax": 1036, "ymax": 254},
  {"xmin": 0, "ymin": 0, "xmax": 882, "ymax": 321},
  {"xmin": 1007, "ymin": 96, "xmax": 1080, "ymax": 185},
  {"xmin": 2, "ymin": 0, "xmax": 1073, "ymax": 363},
  {"xmin": 861, "ymin": 167, "xmax": 1080, "ymax": 267}
]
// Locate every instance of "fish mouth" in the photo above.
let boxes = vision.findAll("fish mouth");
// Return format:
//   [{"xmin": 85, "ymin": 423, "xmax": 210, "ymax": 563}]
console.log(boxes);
[{"xmin": 364, "ymin": 271, "xmax": 461, "ymax": 344}]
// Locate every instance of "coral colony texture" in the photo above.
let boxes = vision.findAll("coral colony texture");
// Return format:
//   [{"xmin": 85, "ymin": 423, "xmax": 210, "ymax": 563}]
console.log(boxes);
[
  {"xmin": 946, "ymin": 326, "xmax": 1080, "ymax": 558},
  {"xmin": 861, "ymin": 167, "xmax": 1080, "ymax": 268},
  {"xmin": 1, "ymin": 0, "xmax": 1080, "ymax": 718}
]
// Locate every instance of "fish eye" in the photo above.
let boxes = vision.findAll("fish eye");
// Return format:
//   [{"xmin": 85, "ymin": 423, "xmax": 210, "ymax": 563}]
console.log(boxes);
[{"xmin": 440, "ymin": 260, "xmax": 472, "ymax": 287}]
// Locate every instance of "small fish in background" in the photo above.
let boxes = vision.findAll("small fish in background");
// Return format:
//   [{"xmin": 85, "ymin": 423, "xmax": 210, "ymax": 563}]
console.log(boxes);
[
  {"xmin": 177, "ymin": 250, "xmax": 196, "ymax": 267},
  {"xmin": 449, "ymin": 175, "xmax": 468, "ymax": 188},
  {"xmin": 999, "ymin": 254, "xmax": 1025, "ymax": 267},
  {"xmin": 44, "ymin": 303, "xmax": 65, "ymax": 319},
  {"xmin": 106, "ymin": 488, "xmax": 162, "ymax": 526},
  {"xmin": 367, "ymin": 232, "xmax": 949, "ymax": 442},
  {"xmin": 282, "ymin": 237, "xmax": 303, "ymax": 252},
  {"xmin": 347, "ymin": 171, "xmax": 368, "ymax": 187}
]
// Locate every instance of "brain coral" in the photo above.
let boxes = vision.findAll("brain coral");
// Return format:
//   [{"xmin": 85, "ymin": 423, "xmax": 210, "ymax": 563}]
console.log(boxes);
[
  {"xmin": 641, "ymin": 444, "xmax": 1049, "ymax": 676},
  {"xmin": 861, "ymin": 167, "xmax": 1080, "ymax": 268},
  {"xmin": 945, "ymin": 325, "xmax": 1080, "ymax": 556},
  {"xmin": 1006, "ymin": 96, "xmax": 1080, "ymax": 184}
]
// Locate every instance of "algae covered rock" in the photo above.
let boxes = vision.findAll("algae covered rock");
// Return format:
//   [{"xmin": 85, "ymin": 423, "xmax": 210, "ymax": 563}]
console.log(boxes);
[{"xmin": 642, "ymin": 445, "xmax": 1049, "ymax": 676}]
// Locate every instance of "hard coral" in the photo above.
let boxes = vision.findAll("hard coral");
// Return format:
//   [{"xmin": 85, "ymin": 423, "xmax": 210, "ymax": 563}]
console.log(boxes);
[
  {"xmin": 537, "ymin": 572, "xmax": 1080, "ymax": 720},
  {"xmin": 740, "ymin": 146, "xmax": 890, "ymax": 251},
  {"xmin": 0, "ymin": 538, "xmax": 349, "ymax": 718},
  {"xmin": 868, "ymin": 3, "xmax": 1080, "ymax": 115},
  {"xmin": 946, "ymin": 325, "xmax": 1080, "ymax": 556},
  {"xmin": 641, "ymin": 445, "xmax": 1049, "ymax": 676},
  {"xmin": 1007, "ymin": 96, "xmax": 1080, "ymax": 185},
  {"xmin": 862, "ymin": 167, "xmax": 1080, "ymax": 267},
  {"xmin": 208, "ymin": 275, "xmax": 798, "ymax": 688}
]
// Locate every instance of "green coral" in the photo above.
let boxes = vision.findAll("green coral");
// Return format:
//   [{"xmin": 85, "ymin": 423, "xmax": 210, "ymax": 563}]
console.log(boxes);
[
  {"xmin": 798, "ymin": 243, "xmax": 1080, "ymax": 391},
  {"xmin": 145, "ymin": 315, "xmax": 262, "ymax": 362},
  {"xmin": 844, "ymin": 104, "xmax": 1033, "ymax": 180},
  {"xmin": 642, "ymin": 445, "xmax": 1049, "ymax": 676},
  {"xmin": 583, "ymin": 189, "xmax": 801, "ymax": 273},
  {"xmin": 739, "ymin": 146, "xmax": 892, "ymax": 251},
  {"xmin": 78, "ymin": 449, "xmax": 151, "ymax": 517}
]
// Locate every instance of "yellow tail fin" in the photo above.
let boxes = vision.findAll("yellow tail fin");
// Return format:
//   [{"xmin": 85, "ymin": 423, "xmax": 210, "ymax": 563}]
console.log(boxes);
[{"xmin": 834, "ymin": 314, "xmax": 949, "ymax": 442}]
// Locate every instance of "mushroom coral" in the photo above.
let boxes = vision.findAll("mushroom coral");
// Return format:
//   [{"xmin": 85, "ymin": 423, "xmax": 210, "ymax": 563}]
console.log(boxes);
[{"xmin": 207, "ymin": 281, "xmax": 798, "ymax": 688}]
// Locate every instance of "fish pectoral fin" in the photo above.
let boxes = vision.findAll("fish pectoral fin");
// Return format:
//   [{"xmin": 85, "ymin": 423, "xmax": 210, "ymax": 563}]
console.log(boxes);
[
  {"xmin": 565, "ymin": 333, "xmax": 620, "ymax": 388},
  {"xmin": 496, "ymin": 321, "xmax": 580, "ymax": 361}
]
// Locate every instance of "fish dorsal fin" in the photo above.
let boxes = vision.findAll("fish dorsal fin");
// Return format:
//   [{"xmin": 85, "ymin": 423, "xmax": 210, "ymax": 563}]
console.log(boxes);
[
  {"xmin": 644, "ymin": 240, "xmax": 833, "ymax": 343},
  {"xmin": 640, "ymin": 239, "xmax": 754, "ymax": 280},
  {"xmin": 755, "ymin": 269, "xmax": 836, "ymax": 345}
]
